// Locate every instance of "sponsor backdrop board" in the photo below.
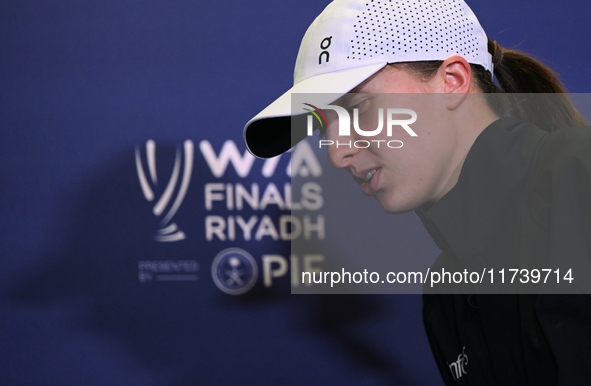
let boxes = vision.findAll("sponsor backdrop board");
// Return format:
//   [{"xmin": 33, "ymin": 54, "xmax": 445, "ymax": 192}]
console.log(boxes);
[{"xmin": 1, "ymin": 0, "xmax": 589, "ymax": 384}]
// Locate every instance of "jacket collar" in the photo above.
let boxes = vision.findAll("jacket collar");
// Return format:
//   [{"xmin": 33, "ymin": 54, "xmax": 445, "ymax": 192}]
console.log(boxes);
[{"xmin": 415, "ymin": 117, "xmax": 547, "ymax": 260}]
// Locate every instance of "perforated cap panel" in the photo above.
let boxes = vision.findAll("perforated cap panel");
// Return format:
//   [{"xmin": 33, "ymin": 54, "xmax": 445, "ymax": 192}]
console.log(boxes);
[
  {"xmin": 348, "ymin": 0, "xmax": 480, "ymax": 60},
  {"xmin": 293, "ymin": 0, "xmax": 491, "ymax": 86}
]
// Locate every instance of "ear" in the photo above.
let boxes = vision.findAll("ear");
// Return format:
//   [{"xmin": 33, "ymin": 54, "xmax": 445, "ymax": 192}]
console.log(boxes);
[{"xmin": 433, "ymin": 56, "xmax": 472, "ymax": 110}]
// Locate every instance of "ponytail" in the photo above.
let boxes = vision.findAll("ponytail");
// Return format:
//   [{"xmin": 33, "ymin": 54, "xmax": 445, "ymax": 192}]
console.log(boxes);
[{"xmin": 486, "ymin": 37, "xmax": 588, "ymax": 131}]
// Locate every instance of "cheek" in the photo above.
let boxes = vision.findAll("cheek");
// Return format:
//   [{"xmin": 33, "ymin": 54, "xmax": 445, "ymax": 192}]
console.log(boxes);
[
  {"xmin": 410, "ymin": 137, "xmax": 458, "ymax": 199},
  {"xmin": 358, "ymin": 109, "xmax": 384, "ymax": 132},
  {"xmin": 407, "ymin": 135, "xmax": 451, "ymax": 174},
  {"xmin": 383, "ymin": 136, "xmax": 451, "ymax": 193}
]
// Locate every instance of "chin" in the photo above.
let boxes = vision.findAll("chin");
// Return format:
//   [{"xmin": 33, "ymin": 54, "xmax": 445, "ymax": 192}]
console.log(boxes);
[{"xmin": 375, "ymin": 196, "xmax": 417, "ymax": 214}]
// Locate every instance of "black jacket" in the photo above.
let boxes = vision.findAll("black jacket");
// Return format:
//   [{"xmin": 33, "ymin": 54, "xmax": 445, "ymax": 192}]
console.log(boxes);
[{"xmin": 416, "ymin": 118, "xmax": 591, "ymax": 385}]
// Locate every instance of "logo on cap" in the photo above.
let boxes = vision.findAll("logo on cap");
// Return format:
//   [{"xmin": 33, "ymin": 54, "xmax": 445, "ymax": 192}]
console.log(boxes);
[{"xmin": 319, "ymin": 36, "xmax": 332, "ymax": 64}]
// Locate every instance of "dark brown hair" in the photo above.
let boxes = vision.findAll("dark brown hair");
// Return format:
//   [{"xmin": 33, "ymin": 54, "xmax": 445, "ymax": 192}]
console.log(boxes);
[{"xmin": 391, "ymin": 37, "xmax": 587, "ymax": 132}]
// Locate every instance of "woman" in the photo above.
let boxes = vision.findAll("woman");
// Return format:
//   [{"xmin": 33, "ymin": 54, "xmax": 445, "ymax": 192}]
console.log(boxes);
[{"xmin": 243, "ymin": 0, "xmax": 591, "ymax": 384}]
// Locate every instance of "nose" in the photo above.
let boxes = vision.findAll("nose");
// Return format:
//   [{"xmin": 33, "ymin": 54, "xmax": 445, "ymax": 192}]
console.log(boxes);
[{"xmin": 326, "ymin": 121, "xmax": 360, "ymax": 169}]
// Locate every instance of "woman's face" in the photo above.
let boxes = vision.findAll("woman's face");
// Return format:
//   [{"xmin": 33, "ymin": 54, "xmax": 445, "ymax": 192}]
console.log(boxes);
[{"xmin": 325, "ymin": 65, "xmax": 466, "ymax": 214}]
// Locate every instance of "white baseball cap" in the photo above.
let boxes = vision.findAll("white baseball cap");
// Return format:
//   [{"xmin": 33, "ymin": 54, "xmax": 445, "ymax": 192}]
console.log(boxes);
[{"xmin": 244, "ymin": 0, "xmax": 493, "ymax": 158}]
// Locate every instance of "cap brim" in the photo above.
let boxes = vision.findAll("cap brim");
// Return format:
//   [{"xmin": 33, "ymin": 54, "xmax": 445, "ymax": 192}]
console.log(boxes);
[{"xmin": 243, "ymin": 62, "xmax": 387, "ymax": 158}]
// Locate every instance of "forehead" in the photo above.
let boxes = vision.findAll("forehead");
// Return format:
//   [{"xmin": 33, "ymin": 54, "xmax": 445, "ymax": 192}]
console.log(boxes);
[
  {"xmin": 331, "ymin": 65, "xmax": 424, "ymax": 106},
  {"xmin": 355, "ymin": 65, "xmax": 426, "ymax": 93},
  {"xmin": 349, "ymin": 66, "xmax": 390, "ymax": 93}
]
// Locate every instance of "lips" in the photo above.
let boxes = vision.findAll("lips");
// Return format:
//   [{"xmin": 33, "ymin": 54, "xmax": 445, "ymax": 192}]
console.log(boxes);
[
  {"xmin": 356, "ymin": 167, "xmax": 381, "ymax": 196},
  {"xmin": 363, "ymin": 168, "xmax": 378, "ymax": 182}
]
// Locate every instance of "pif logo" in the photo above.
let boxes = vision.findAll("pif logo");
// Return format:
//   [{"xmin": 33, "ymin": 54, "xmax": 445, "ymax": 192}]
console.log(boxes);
[{"xmin": 211, "ymin": 248, "xmax": 258, "ymax": 295}]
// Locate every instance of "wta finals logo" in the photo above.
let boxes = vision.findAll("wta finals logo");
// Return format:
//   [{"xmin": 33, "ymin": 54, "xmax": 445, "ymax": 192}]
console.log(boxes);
[{"xmin": 135, "ymin": 140, "xmax": 194, "ymax": 242}]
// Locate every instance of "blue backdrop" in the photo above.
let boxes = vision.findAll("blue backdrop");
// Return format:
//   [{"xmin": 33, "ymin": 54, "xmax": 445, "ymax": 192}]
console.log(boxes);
[{"xmin": 1, "ymin": 0, "xmax": 590, "ymax": 384}]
